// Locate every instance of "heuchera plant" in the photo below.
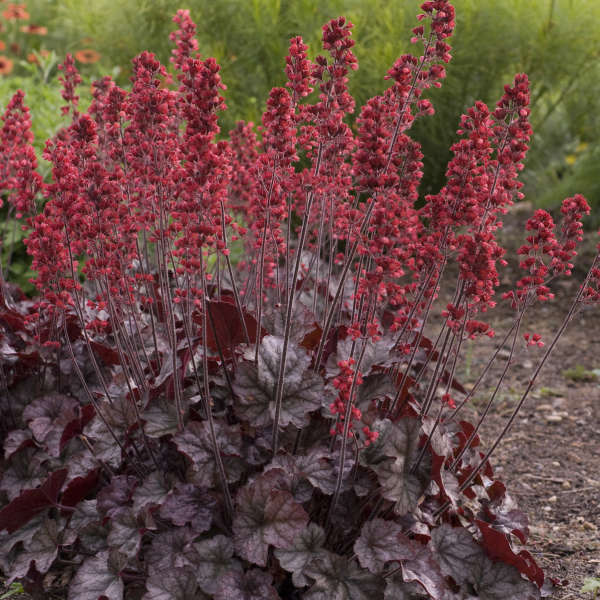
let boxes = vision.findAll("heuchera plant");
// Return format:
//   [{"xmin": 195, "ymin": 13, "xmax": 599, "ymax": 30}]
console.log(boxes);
[{"xmin": 1, "ymin": 2, "xmax": 600, "ymax": 598}]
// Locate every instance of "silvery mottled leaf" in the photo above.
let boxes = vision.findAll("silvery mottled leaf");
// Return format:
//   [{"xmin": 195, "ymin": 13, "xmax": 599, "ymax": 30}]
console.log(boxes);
[
  {"xmin": 97, "ymin": 475, "xmax": 138, "ymax": 518},
  {"xmin": 357, "ymin": 373, "xmax": 396, "ymax": 410},
  {"xmin": 142, "ymin": 401, "xmax": 180, "ymax": 438},
  {"xmin": 472, "ymin": 554, "xmax": 541, "ymax": 600},
  {"xmin": 233, "ymin": 335, "xmax": 323, "ymax": 428},
  {"xmin": 268, "ymin": 445, "xmax": 353, "ymax": 497},
  {"xmin": 82, "ymin": 417, "xmax": 122, "ymax": 468},
  {"xmin": 359, "ymin": 419, "xmax": 393, "ymax": 468},
  {"xmin": 384, "ymin": 576, "xmax": 429, "ymax": 599},
  {"xmin": 131, "ymin": 471, "xmax": 169, "ymax": 517},
  {"xmin": 303, "ymin": 551, "xmax": 385, "ymax": 600},
  {"xmin": 233, "ymin": 469, "xmax": 308, "ymax": 566},
  {"xmin": 401, "ymin": 541, "xmax": 451, "ymax": 600},
  {"xmin": 274, "ymin": 522, "xmax": 326, "ymax": 587},
  {"xmin": 374, "ymin": 418, "xmax": 430, "ymax": 514},
  {"xmin": 354, "ymin": 518, "xmax": 414, "ymax": 573},
  {"xmin": 107, "ymin": 508, "xmax": 141, "ymax": 560},
  {"xmin": 159, "ymin": 483, "xmax": 215, "ymax": 531},
  {"xmin": 333, "ymin": 336, "xmax": 399, "ymax": 377},
  {"xmin": 174, "ymin": 420, "xmax": 243, "ymax": 486},
  {"xmin": 145, "ymin": 527, "xmax": 195, "ymax": 572},
  {"xmin": 4, "ymin": 429, "xmax": 33, "ymax": 460},
  {"xmin": 421, "ymin": 416, "xmax": 453, "ymax": 458},
  {"xmin": 10, "ymin": 515, "xmax": 61, "ymax": 579},
  {"xmin": 430, "ymin": 524, "xmax": 483, "ymax": 586},
  {"xmin": 0, "ymin": 446, "xmax": 45, "ymax": 500},
  {"xmin": 186, "ymin": 535, "xmax": 242, "ymax": 595},
  {"xmin": 68, "ymin": 550, "xmax": 124, "ymax": 600},
  {"xmin": 215, "ymin": 568, "xmax": 280, "ymax": 600},
  {"xmin": 143, "ymin": 567, "xmax": 207, "ymax": 600}
]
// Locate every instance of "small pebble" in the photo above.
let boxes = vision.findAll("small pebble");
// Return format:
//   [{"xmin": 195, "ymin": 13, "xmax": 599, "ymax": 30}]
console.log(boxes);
[
  {"xmin": 548, "ymin": 495, "xmax": 557, "ymax": 503},
  {"xmin": 562, "ymin": 480, "xmax": 572, "ymax": 490},
  {"xmin": 545, "ymin": 414, "xmax": 563, "ymax": 423},
  {"xmin": 551, "ymin": 461, "xmax": 560, "ymax": 467},
  {"xmin": 543, "ymin": 506, "xmax": 552, "ymax": 512}
]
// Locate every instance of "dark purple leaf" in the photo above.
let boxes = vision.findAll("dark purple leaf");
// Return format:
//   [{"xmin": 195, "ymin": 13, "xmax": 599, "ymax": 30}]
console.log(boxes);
[
  {"xmin": 357, "ymin": 373, "xmax": 396, "ymax": 409},
  {"xmin": 384, "ymin": 576, "xmax": 429, "ymax": 599},
  {"xmin": 274, "ymin": 523, "xmax": 326, "ymax": 587},
  {"xmin": 269, "ymin": 446, "xmax": 353, "ymax": 497},
  {"xmin": 0, "ymin": 446, "xmax": 46, "ymax": 500},
  {"xmin": 131, "ymin": 471, "xmax": 169, "ymax": 517},
  {"xmin": 194, "ymin": 299, "xmax": 261, "ymax": 358},
  {"xmin": 174, "ymin": 420, "xmax": 243, "ymax": 487},
  {"xmin": 186, "ymin": 535, "xmax": 242, "ymax": 595},
  {"xmin": 233, "ymin": 335, "xmax": 323, "ymax": 428},
  {"xmin": 373, "ymin": 418, "xmax": 430, "ymax": 514},
  {"xmin": 143, "ymin": 567, "xmax": 207, "ymax": 600},
  {"xmin": 64, "ymin": 499, "xmax": 100, "ymax": 546},
  {"xmin": 68, "ymin": 550, "xmax": 124, "ymax": 600},
  {"xmin": 192, "ymin": 544, "xmax": 238, "ymax": 589},
  {"xmin": 59, "ymin": 404, "xmax": 96, "ymax": 453},
  {"xmin": 303, "ymin": 551, "xmax": 385, "ymax": 600},
  {"xmin": 97, "ymin": 475, "xmax": 138, "ymax": 518},
  {"xmin": 471, "ymin": 554, "xmax": 541, "ymax": 600},
  {"xmin": 0, "ymin": 469, "xmax": 67, "ymax": 533},
  {"xmin": 354, "ymin": 518, "xmax": 414, "ymax": 573},
  {"xmin": 3, "ymin": 429, "xmax": 34, "ymax": 460},
  {"xmin": 142, "ymin": 401, "xmax": 180, "ymax": 438},
  {"xmin": 9, "ymin": 515, "xmax": 61, "ymax": 579},
  {"xmin": 334, "ymin": 336, "xmax": 400, "ymax": 376},
  {"xmin": 145, "ymin": 527, "xmax": 195, "ymax": 572},
  {"xmin": 233, "ymin": 469, "xmax": 309, "ymax": 566},
  {"xmin": 215, "ymin": 568, "xmax": 280, "ymax": 600},
  {"xmin": 23, "ymin": 394, "xmax": 79, "ymax": 457},
  {"xmin": 61, "ymin": 468, "xmax": 100, "ymax": 511},
  {"xmin": 82, "ymin": 417, "xmax": 122, "ymax": 468},
  {"xmin": 107, "ymin": 508, "xmax": 141, "ymax": 560},
  {"xmin": 401, "ymin": 541, "xmax": 451, "ymax": 600},
  {"xmin": 159, "ymin": 483, "xmax": 215, "ymax": 531},
  {"xmin": 430, "ymin": 524, "xmax": 484, "ymax": 586}
]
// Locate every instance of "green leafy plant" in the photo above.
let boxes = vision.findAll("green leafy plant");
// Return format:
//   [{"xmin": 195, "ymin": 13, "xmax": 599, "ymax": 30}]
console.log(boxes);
[
  {"xmin": 582, "ymin": 577, "xmax": 600, "ymax": 599},
  {"xmin": 0, "ymin": 582, "xmax": 25, "ymax": 600}
]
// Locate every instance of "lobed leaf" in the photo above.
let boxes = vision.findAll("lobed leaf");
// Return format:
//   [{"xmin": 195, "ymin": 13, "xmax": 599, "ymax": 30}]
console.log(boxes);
[
  {"xmin": 233, "ymin": 335, "xmax": 323, "ymax": 428},
  {"xmin": 233, "ymin": 469, "xmax": 308, "ymax": 566}
]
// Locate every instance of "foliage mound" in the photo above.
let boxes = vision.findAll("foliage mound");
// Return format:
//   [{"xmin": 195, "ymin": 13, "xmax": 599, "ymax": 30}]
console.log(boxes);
[{"xmin": 1, "ymin": 1, "xmax": 600, "ymax": 598}]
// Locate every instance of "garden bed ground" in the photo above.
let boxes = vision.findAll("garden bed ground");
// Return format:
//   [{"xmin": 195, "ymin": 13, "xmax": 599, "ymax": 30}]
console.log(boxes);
[{"xmin": 1, "ymin": 205, "xmax": 599, "ymax": 599}]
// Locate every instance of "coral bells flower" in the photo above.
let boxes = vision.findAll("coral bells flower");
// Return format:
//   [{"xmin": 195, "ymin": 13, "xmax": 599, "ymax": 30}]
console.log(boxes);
[
  {"xmin": 58, "ymin": 54, "xmax": 82, "ymax": 116},
  {"xmin": 0, "ymin": 90, "xmax": 42, "ymax": 216},
  {"xmin": 504, "ymin": 196, "xmax": 589, "ymax": 310},
  {"xmin": 170, "ymin": 9, "xmax": 199, "ymax": 71}
]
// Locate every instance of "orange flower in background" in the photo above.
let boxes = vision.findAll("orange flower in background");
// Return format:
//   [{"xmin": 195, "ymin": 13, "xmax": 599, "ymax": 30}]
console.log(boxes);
[
  {"xmin": 0, "ymin": 40, "xmax": 5, "ymax": 51},
  {"xmin": 0, "ymin": 55, "xmax": 14, "ymax": 75},
  {"xmin": 74, "ymin": 48, "xmax": 100, "ymax": 64},
  {"xmin": 2, "ymin": 4, "xmax": 30, "ymax": 20},
  {"xmin": 27, "ymin": 48, "xmax": 50, "ymax": 63},
  {"xmin": 20, "ymin": 24, "xmax": 48, "ymax": 35}
]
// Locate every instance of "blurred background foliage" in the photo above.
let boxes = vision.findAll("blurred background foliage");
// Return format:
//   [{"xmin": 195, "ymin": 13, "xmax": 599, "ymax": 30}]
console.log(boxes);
[{"xmin": 1, "ymin": 0, "xmax": 599, "ymax": 287}]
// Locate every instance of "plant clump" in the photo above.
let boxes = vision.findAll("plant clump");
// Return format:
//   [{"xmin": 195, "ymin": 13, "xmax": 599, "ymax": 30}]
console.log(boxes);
[{"xmin": 1, "ymin": 1, "xmax": 599, "ymax": 598}]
